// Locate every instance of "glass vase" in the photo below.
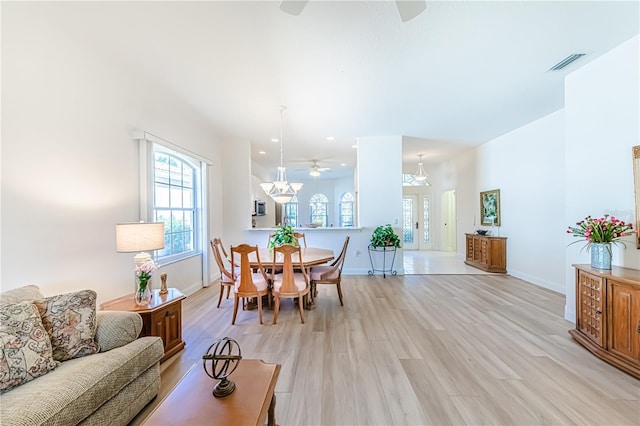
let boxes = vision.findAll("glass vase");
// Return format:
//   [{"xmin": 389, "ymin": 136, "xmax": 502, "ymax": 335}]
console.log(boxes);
[
  {"xmin": 135, "ymin": 277, "xmax": 152, "ymax": 306},
  {"xmin": 590, "ymin": 243, "xmax": 612, "ymax": 270}
]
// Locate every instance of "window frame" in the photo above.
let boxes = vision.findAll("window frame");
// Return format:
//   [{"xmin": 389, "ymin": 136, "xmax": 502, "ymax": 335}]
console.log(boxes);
[
  {"xmin": 136, "ymin": 133, "xmax": 210, "ymax": 276},
  {"xmin": 283, "ymin": 195, "xmax": 299, "ymax": 227},
  {"xmin": 339, "ymin": 192, "xmax": 355, "ymax": 227},
  {"xmin": 152, "ymin": 147, "xmax": 200, "ymax": 263},
  {"xmin": 309, "ymin": 193, "xmax": 329, "ymax": 227}
]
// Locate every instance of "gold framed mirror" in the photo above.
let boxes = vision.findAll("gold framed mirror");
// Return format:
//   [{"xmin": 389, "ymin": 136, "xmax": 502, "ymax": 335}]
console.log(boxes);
[{"xmin": 633, "ymin": 145, "xmax": 640, "ymax": 249}]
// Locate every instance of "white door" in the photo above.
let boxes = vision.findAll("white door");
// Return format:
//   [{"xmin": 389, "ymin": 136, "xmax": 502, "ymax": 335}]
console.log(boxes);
[
  {"xmin": 402, "ymin": 195, "xmax": 419, "ymax": 249},
  {"xmin": 442, "ymin": 190, "xmax": 456, "ymax": 252}
]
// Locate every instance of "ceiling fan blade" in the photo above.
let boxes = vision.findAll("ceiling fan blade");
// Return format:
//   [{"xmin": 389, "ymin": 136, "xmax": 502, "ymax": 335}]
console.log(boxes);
[
  {"xmin": 396, "ymin": 0, "xmax": 427, "ymax": 22},
  {"xmin": 280, "ymin": 0, "xmax": 309, "ymax": 16}
]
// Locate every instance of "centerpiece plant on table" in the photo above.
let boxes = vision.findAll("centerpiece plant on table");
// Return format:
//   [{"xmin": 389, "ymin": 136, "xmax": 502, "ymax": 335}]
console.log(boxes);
[{"xmin": 269, "ymin": 224, "xmax": 298, "ymax": 250}]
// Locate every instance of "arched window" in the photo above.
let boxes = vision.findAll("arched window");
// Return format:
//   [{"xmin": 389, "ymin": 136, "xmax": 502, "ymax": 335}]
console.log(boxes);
[
  {"xmin": 153, "ymin": 149, "xmax": 199, "ymax": 260},
  {"xmin": 309, "ymin": 194, "xmax": 328, "ymax": 227},
  {"xmin": 339, "ymin": 192, "xmax": 355, "ymax": 227},
  {"xmin": 283, "ymin": 195, "xmax": 298, "ymax": 227}
]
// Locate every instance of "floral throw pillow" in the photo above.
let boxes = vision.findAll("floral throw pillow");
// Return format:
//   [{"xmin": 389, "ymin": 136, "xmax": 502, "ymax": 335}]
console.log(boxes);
[
  {"xmin": 0, "ymin": 301, "xmax": 57, "ymax": 393},
  {"xmin": 34, "ymin": 290, "xmax": 100, "ymax": 361}
]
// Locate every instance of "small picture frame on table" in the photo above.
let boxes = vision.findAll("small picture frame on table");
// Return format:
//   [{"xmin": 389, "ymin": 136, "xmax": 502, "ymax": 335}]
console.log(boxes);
[{"xmin": 480, "ymin": 189, "xmax": 501, "ymax": 226}]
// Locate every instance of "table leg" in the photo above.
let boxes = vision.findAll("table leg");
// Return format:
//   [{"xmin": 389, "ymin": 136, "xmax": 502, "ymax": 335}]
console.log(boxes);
[{"xmin": 305, "ymin": 284, "xmax": 316, "ymax": 310}]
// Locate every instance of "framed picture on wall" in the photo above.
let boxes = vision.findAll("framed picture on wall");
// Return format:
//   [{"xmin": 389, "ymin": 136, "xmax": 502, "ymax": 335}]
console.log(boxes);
[{"xmin": 480, "ymin": 189, "xmax": 501, "ymax": 226}]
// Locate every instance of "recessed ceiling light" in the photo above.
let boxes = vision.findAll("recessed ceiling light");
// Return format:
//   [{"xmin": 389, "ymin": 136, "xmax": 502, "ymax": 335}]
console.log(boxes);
[
  {"xmin": 258, "ymin": 150, "xmax": 266, "ymax": 155},
  {"xmin": 271, "ymin": 138, "xmax": 279, "ymax": 143},
  {"xmin": 326, "ymin": 136, "xmax": 335, "ymax": 141},
  {"xmin": 340, "ymin": 163, "xmax": 347, "ymax": 167},
  {"xmin": 351, "ymin": 144, "xmax": 357, "ymax": 149}
]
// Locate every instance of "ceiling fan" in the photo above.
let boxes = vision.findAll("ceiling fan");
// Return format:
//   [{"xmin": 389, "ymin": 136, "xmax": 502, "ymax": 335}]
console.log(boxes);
[
  {"xmin": 297, "ymin": 160, "xmax": 332, "ymax": 177},
  {"xmin": 279, "ymin": 0, "xmax": 427, "ymax": 23}
]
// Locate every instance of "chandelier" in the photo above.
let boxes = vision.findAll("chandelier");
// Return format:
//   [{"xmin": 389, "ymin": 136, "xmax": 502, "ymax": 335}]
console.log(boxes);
[
  {"xmin": 259, "ymin": 106, "xmax": 303, "ymax": 203},
  {"xmin": 413, "ymin": 154, "xmax": 431, "ymax": 185}
]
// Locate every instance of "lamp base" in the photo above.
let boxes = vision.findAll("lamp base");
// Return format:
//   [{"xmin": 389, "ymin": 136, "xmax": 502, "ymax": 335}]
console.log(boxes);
[{"xmin": 133, "ymin": 252, "xmax": 152, "ymax": 266}]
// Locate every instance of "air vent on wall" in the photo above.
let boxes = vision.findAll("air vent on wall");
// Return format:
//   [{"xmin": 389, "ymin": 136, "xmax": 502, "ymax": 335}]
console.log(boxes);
[{"xmin": 549, "ymin": 53, "xmax": 586, "ymax": 71}]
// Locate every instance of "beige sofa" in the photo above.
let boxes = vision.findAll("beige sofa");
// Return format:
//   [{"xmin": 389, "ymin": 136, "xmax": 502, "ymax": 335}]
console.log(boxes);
[{"xmin": 0, "ymin": 285, "xmax": 164, "ymax": 426}]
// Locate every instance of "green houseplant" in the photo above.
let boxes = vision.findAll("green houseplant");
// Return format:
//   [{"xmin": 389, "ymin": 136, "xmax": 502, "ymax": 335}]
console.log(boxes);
[
  {"xmin": 269, "ymin": 224, "xmax": 298, "ymax": 250},
  {"xmin": 370, "ymin": 224, "xmax": 401, "ymax": 248}
]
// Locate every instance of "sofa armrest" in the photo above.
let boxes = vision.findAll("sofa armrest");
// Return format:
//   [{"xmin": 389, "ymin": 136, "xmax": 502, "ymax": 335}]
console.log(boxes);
[{"xmin": 95, "ymin": 311, "xmax": 143, "ymax": 352}]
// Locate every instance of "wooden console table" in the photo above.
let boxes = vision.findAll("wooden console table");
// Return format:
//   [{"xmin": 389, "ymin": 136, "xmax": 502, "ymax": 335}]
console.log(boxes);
[
  {"xmin": 464, "ymin": 233, "xmax": 507, "ymax": 273},
  {"xmin": 570, "ymin": 265, "xmax": 640, "ymax": 379},
  {"xmin": 142, "ymin": 359, "xmax": 281, "ymax": 426},
  {"xmin": 101, "ymin": 288, "xmax": 186, "ymax": 362}
]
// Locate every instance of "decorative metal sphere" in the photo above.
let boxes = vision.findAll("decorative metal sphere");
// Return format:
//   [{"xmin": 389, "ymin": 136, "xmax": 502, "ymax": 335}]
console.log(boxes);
[{"xmin": 202, "ymin": 337, "xmax": 242, "ymax": 397}]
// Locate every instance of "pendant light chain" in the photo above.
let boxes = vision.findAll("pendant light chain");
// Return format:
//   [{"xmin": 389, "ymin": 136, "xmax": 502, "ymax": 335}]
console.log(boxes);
[
  {"xmin": 279, "ymin": 106, "xmax": 285, "ymax": 169},
  {"xmin": 259, "ymin": 105, "xmax": 303, "ymax": 203}
]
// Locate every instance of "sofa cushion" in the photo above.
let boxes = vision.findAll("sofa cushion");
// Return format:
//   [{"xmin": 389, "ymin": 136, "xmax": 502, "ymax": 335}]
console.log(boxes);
[
  {"xmin": 34, "ymin": 290, "xmax": 100, "ymax": 361},
  {"xmin": 0, "ymin": 302, "xmax": 57, "ymax": 393},
  {"xmin": 95, "ymin": 311, "xmax": 143, "ymax": 352},
  {"xmin": 0, "ymin": 285, "xmax": 44, "ymax": 306},
  {"xmin": 0, "ymin": 336, "xmax": 163, "ymax": 426}
]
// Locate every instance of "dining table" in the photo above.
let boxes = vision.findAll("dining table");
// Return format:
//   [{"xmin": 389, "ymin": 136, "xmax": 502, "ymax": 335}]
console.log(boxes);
[
  {"xmin": 242, "ymin": 246, "xmax": 334, "ymax": 310},
  {"xmin": 248, "ymin": 247, "xmax": 334, "ymax": 269}
]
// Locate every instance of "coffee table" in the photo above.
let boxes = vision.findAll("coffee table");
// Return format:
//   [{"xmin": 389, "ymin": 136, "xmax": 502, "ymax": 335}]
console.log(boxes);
[{"xmin": 142, "ymin": 359, "xmax": 280, "ymax": 426}]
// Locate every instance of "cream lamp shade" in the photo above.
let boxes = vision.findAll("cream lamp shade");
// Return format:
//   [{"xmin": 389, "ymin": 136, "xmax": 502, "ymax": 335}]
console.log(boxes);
[
  {"xmin": 116, "ymin": 222, "xmax": 165, "ymax": 266},
  {"xmin": 116, "ymin": 222, "xmax": 165, "ymax": 252}
]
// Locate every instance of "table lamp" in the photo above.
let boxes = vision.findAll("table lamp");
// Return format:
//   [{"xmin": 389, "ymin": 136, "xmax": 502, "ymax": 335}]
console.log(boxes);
[{"xmin": 116, "ymin": 222, "xmax": 165, "ymax": 290}]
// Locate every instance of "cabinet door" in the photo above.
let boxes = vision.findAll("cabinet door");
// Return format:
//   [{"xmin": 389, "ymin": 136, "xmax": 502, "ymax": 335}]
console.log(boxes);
[
  {"xmin": 466, "ymin": 236, "xmax": 473, "ymax": 261},
  {"xmin": 479, "ymin": 238, "xmax": 488, "ymax": 265},
  {"xmin": 488, "ymin": 239, "xmax": 506, "ymax": 270},
  {"xmin": 472, "ymin": 237, "xmax": 481, "ymax": 261},
  {"xmin": 608, "ymin": 280, "xmax": 640, "ymax": 363},
  {"xmin": 163, "ymin": 304, "xmax": 182, "ymax": 351},
  {"xmin": 576, "ymin": 270, "xmax": 606, "ymax": 347},
  {"xmin": 151, "ymin": 302, "xmax": 182, "ymax": 352}
]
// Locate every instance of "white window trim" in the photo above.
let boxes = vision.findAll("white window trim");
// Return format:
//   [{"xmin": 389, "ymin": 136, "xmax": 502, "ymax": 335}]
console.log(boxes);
[{"xmin": 134, "ymin": 132, "xmax": 211, "ymax": 285}]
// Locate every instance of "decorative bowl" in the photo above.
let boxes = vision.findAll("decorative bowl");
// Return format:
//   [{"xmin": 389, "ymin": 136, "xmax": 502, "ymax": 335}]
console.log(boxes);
[
  {"xmin": 476, "ymin": 230, "xmax": 489, "ymax": 236},
  {"xmin": 306, "ymin": 223, "xmax": 321, "ymax": 228}
]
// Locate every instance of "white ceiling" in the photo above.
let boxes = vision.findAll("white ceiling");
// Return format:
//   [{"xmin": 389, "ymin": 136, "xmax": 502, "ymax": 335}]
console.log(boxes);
[{"xmin": 19, "ymin": 1, "xmax": 639, "ymax": 180}]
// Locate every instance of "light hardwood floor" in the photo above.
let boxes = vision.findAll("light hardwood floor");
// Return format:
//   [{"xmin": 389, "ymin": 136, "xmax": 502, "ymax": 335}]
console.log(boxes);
[{"xmin": 131, "ymin": 274, "xmax": 640, "ymax": 425}]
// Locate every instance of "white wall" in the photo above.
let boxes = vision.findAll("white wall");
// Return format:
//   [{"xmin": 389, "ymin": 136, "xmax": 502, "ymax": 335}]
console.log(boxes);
[
  {"xmin": 1, "ymin": 5, "xmax": 223, "ymax": 304},
  {"xmin": 564, "ymin": 35, "xmax": 640, "ymax": 321},
  {"xmin": 356, "ymin": 136, "xmax": 404, "ymax": 274},
  {"xmin": 477, "ymin": 110, "xmax": 566, "ymax": 292},
  {"xmin": 443, "ymin": 111, "xmax": 566, "ymax": 292},
  {"xmin": 443, "ymin": 35, "xmax": 639, "ymax": 322}
]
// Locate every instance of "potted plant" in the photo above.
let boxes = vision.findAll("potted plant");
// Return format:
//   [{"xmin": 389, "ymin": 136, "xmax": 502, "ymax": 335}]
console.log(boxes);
[
  {"xmin": 269, "ymin": 224, "xmax": 298, "ymax": 250},
  {"xmin": 370, "ymin": 224, "xmax": 401, "ymax": 248}
]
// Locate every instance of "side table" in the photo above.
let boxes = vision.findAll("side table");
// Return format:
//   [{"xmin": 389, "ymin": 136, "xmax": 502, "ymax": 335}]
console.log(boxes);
[{"xmin": 101, "ymin": 288, "xmax": 186, "ymax": 362}]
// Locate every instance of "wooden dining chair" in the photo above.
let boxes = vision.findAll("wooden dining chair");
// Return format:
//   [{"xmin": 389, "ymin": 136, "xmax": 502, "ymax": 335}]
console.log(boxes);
[
  {"xmin": 309, "ymin": 236, "xmax": 350, "ymax": 306},
  {"xmin": 293, "ymin": 232, "xmax": 307, "ymax": 247},
  {"xmin": 230, "ymin": 244, "xmax": 271, "ymax": 325},
  {"xmin": 210, "ymin": 238, "xmax": 238, "ymax": 308},
  {"xmin": 270, "ymin": 244, "xmax": 310, "ymax": 324}
]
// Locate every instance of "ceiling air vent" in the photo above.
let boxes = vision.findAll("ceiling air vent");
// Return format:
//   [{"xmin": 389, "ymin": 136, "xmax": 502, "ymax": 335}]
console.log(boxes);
[{"xmin": 549, "ymin": 53, "xmax": 586, "ymax": 71}]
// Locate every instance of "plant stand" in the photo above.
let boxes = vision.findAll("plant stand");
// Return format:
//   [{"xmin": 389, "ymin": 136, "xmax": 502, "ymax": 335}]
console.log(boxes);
[{"xmin": 368, "ymin": 245, "xmax": 397, "ymax": 278}]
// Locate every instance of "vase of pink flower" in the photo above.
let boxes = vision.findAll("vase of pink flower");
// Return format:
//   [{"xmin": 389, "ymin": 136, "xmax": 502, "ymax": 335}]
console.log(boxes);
[
  {"xmin": 566, "ymin": 214, "xmax": 635, "ymax": 269},
  {"xmin": 134, "ymin": 259, "xmax": 156, "ymax": 306}
]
